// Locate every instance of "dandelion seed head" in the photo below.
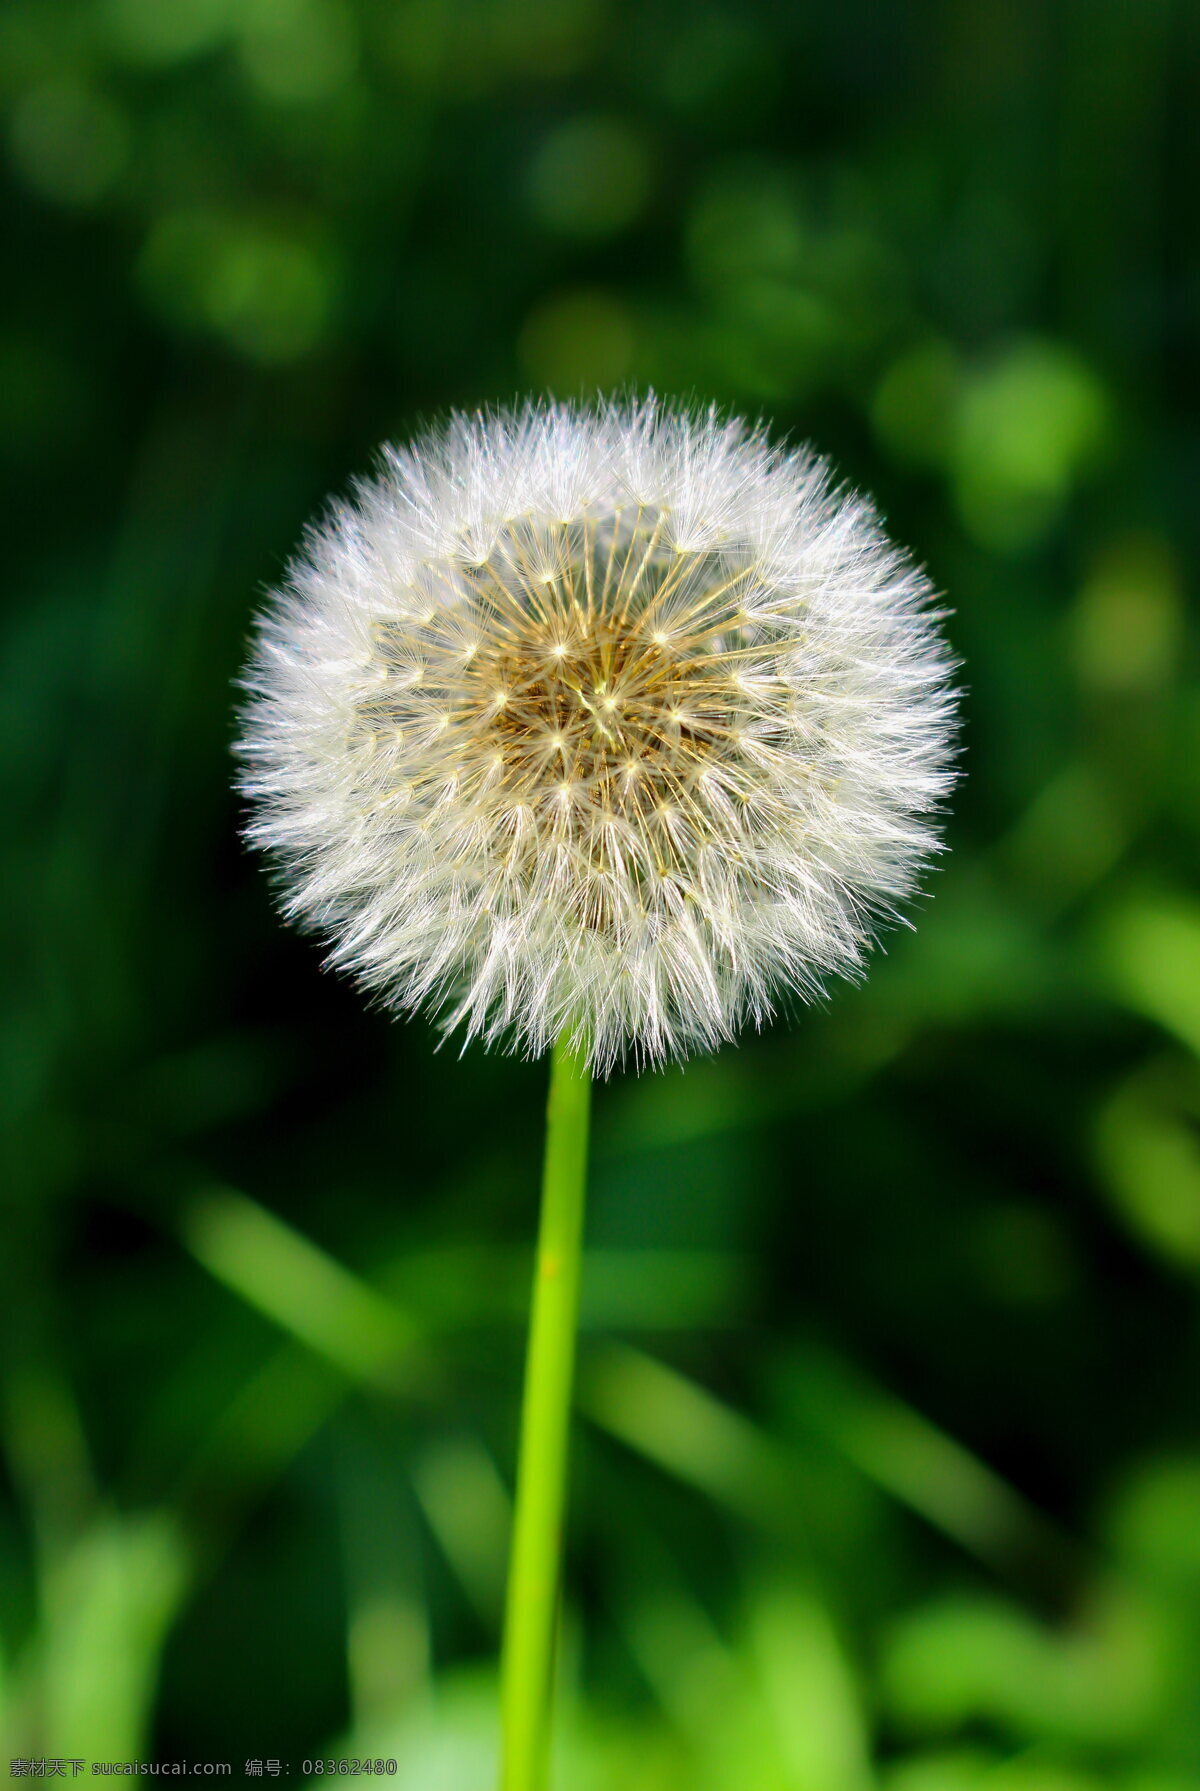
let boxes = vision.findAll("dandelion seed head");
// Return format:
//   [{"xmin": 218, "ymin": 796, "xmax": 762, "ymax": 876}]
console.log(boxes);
[{"xmin": 238, "ymin": 396, "xmax": 959, "ymax": 1072}]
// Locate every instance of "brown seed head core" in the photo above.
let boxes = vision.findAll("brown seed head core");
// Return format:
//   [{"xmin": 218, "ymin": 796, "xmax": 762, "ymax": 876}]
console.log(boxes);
[{"xmin": 352, "ymin": 506, "xmax": 795, "ymax": 932}]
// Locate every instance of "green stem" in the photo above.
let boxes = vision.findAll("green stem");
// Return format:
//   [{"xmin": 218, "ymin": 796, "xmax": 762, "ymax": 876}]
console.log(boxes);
[{"xmin": 498, "ymin": 1034, "xmax": 592, "ymax": 1791}]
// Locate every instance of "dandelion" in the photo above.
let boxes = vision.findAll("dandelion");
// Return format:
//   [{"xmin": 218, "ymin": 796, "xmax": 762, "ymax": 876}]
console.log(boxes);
[
  {"xmin": 236, "ymin": 395, "xmax": 958, "ymax": 1791},
  {"xmin": 238, "ymin": 397, "xmax": 957, "ymax": 1075}
]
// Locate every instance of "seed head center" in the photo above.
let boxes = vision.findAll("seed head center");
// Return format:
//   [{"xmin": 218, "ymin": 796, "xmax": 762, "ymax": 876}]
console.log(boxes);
[{"xmin": 357, "ymin": 509, "xmax": 770, "ymax": 849}]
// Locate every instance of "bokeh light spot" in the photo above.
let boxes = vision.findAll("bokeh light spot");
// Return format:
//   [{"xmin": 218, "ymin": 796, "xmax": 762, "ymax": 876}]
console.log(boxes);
[
  {"xmin": 104, "ymin": 0, "xmax": 238, "ymax": 64},
  {"xmin": 518, "ymin": 288, "xmax": 635, "ymax": 390},
  {"xmin": 239, "ymin": 0, "xmax": 359, "ymax": 104},
  {"xmin": 660, "ymin": 13, "xmax": 779, "ymax": 119},
  {"xmin": 491, "ymin": 0, "xmax": 603, "ymax": 79},
  {"xmin": 139, "ymin": 210, "xmax": 334, "ymax": 362},
  {"xmin": 687, "ymin": 163, "xmax": 804, "ymax": 293},
  {"xmin": 1070, "ymin": 533, "xmax": 1181, "ymax": 693},
  {"xmin": 685, "ymin": 161, "xmax": 901, "ymax": 395},
  {"xmin": 872, "ymin": 341, "xmax": 961, "ymax": 468},
  {"xmin": 527, "ymin": 114, "xmax": 652, "ymax": 237},
  {"xmin": 951, "ymin": 339, "xmax": 1110, "ymax": 550},
  {"xmin": 9, "ymin": 81, "xmax": 129, "ymax": 206},
  {"xmin": 1109, "ymin": 1456, "xmax": 1200, "ymax": 1583}
]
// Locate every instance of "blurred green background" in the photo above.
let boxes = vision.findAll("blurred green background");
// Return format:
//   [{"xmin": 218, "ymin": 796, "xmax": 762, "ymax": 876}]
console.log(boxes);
[{"xmin": 3, "ymin": 0, "xmax": 1199, "ymax": 1782}]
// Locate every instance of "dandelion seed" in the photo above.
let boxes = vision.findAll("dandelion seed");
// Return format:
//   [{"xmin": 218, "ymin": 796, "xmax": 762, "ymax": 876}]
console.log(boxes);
[{"xmin": 237, "ymin": 396, "xmax": 958, "ymax": 1072}]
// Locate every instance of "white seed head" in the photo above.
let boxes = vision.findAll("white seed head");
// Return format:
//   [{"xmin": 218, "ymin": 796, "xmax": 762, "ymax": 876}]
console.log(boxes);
[{"xmin": 237, "ymin": 397, "xmax": 959, "ymax": 1072}]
